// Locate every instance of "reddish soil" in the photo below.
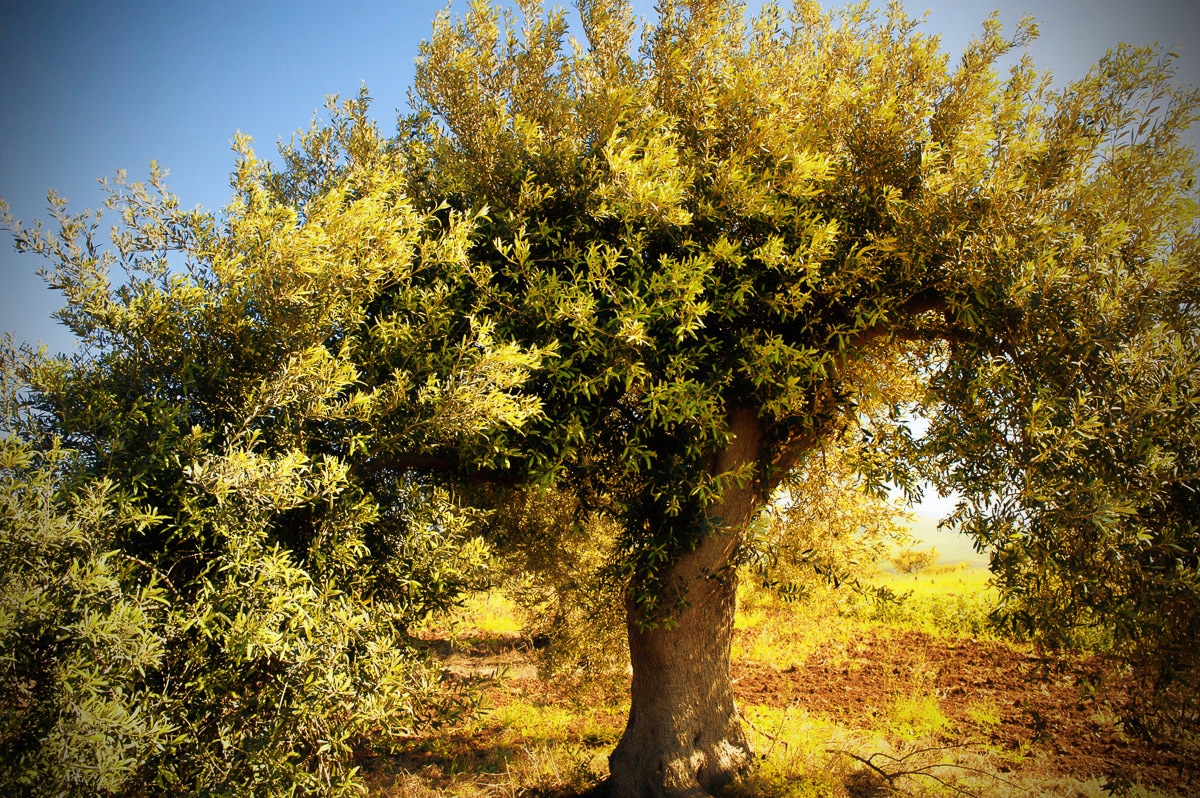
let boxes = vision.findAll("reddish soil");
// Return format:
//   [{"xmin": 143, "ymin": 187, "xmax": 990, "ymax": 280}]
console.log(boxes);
[
  {"xmin": 732, "ymin": 627, "xmax": 1198, "ymax": 793},
  {"xmin": 368, "ymin": 626, "xmax": 1198, "ymax": 795}
]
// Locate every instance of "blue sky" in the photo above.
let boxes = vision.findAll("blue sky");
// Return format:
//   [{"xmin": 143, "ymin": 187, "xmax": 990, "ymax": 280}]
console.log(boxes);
[{"xmin": 2, "ymin": 0, "xmax": 1198, "ymax": 357}]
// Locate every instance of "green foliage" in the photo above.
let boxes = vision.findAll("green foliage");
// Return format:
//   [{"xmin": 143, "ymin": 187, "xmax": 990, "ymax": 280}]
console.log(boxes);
[
  {"xmin": 0, "ymin": 94, "xmax": 543, "ymax": 796},
  {"xmin": 488, "ymin": 487, "xmax": 629, "ymax": 685},
  {"xmin": 0, "ymin": 435, "xmax": 170, "ymax": 794},
  {"xmin": 913, "ymin": 42, "xmax": 1200, "ymax": 738},
  {"xmin": 754, "ymin": 430, "xmax": 913, "ymax": 590},
  {"xmin": 864, "ymin": 568, "xmax": 999, "ymax": 639},
  {"xmin": 5, "ymin": 0, "xmax": 1200, "ymax": 784}
]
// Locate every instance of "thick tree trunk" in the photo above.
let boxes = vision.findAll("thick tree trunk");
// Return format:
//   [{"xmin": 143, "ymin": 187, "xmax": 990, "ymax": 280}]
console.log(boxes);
[{"xmin": 607, "ymin": 409, "xmax": 763, "ymax": 798}]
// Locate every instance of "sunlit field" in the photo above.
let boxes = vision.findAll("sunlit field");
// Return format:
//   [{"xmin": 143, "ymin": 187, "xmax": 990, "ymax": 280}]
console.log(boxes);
[{"xmin": 361, "ymin": 545, "xmax": 1196, "ymax": 798}]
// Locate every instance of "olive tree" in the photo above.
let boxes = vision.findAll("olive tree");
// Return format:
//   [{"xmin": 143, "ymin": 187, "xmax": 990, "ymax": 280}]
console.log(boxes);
[
  {"xmin": 0, "ymin": 97, "xmax": 544, "ymax": 795},
  {"xmin": 4, "ymin": 1, "xmax": 1198, "ymax": 795},
  {"xmin": 402, "ymin": 0, "xmax": 1200, "ymax": 794}
]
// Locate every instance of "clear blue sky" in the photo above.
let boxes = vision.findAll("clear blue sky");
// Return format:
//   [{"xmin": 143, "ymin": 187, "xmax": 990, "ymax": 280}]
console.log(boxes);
[{"xmin": 2, "ymin": 0, "xmax": 1198, "ymax": 356}]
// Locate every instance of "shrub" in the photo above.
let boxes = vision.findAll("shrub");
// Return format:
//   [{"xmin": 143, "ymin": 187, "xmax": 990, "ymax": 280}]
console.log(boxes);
[
  {"xmin": 0, "ymin": 96, "xmax": 540, "ymax": 795},
  {"xmin": 0, "ymin": 429, "xmax": 481, "ymax": 796}
]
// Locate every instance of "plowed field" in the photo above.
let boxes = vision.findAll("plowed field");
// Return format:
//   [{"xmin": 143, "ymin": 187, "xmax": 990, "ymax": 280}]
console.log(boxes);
[{"xmin": 733, "ymin": 627, "xmax": 1195, "ymax": 792}]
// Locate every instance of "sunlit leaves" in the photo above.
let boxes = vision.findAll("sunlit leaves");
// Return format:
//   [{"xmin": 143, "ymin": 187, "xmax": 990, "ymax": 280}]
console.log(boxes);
[
  {"xmin": 0, "ymin": 438, "xmax": 171, "ymax": 794},
  {"xmin": 595, "ymin": 122, "xmax": 694, "ymax": 227},
  {"xmin": 0, "ymin": 91, "xmax": 545, "ymax": 794},
  {"xmin": 410, "ymin": 4, "xmax": 1200, "ymax": 730}
]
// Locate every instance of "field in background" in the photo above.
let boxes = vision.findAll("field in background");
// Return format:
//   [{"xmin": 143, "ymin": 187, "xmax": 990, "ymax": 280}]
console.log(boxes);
[
  {"xmin": 902, "ymin": 514, "xmax": 989, "ymax": 569},
  {"xmin": 362, "ymin": 558, "xmax": 1196, "ymax": 798}
]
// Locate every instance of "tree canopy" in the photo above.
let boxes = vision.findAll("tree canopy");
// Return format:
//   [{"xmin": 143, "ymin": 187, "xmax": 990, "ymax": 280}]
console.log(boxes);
[
  {"xmin": 0, "ymin": 109, "xmax": 544, "ymax": 793},
  {"xmin": 2, "ymin": 0, "xmax": 1198, "ymax": 795}
]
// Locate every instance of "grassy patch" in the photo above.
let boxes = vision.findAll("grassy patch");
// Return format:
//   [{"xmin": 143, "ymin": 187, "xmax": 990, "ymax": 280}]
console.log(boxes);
[
  {"xmin": 730, "ymin": 705, "xmax": 862, "ymax": 798},
  {"xmin": 734, "ymin": 583, "xmax": 861, "ymax": 669},
  {"xmin": 365, "ymin": 687, "xmax": 625, "ymax": 797},
  {"xmin": 861, "ymin": 564, "xmax": 1000, "ymax": 639},
  {"xmin": 886, "ymin": 693, "xmax": 950, "ymax": 741},
  {"xmin": 964, "ymin": 697, "xmax": 1002, "ymax": 731},
  {"xmin": 368, "ymin": 565, "xmax": 1192, "ymax": 797}
]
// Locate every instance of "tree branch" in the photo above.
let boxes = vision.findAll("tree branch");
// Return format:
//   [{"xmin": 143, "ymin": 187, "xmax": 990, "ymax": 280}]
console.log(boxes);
[
  {"xmin": 354, "ymin": 451, "xmax": 521, "ymax": 487},
  {"xmin": 825, "ymin": 744, "xmax": 1029, "ymax": 797},
  {"xmin": 843, "ymin": 288, "xmax": 957, "ymax": 351}
]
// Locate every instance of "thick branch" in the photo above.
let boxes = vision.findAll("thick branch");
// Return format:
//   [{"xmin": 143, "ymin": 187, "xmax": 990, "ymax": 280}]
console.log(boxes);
[
  {"xmin": 763, "ymin": 290, "xmax": 958, "ymax": 492},
  {"xmin": 844, "ymin": 288, "xmax": 956, "ymax": 351}
]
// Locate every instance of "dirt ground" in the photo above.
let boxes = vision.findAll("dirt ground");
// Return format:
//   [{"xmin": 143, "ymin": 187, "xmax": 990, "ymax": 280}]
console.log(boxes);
[
  {"xmin": 733, "ymin": 627, "xmax": 1197, "ymax": 793},
  {"xmin": 368, "ymin": 623, "xmax": 1199, "ymax": 796}
]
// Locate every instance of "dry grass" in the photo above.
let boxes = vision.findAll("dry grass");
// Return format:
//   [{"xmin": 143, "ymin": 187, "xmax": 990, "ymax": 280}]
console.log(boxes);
[{"xmin": 363, "ymin": 568, "xmax": 1195, "ymax": 798}]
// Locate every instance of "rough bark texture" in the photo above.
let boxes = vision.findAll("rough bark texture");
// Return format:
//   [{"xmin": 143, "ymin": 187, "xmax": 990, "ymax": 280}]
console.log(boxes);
[{"xmin": 608, "ymin": 409, "xmax": 763, "ymax": 798}]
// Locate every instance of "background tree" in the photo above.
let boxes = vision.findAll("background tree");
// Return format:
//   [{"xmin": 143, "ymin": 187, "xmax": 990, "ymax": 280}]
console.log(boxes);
[
  {"xmin": 0, "ymin": 97, "xmax": 544, "ymax": 795},
  {"xmin": 922, "ymin": 41, "xmax": 1200, "ymax": 748}
]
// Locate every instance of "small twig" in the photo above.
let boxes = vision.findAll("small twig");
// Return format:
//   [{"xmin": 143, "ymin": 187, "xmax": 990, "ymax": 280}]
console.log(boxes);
[
  {"xmin": 762, "ymin": 704, "xmax": 792, "ymax": 761},
  {"xmin": 738, "ymin": 702, "xmax": 793, "ymax": 760},
  {"xmin": 829, "ymin": 748, "xmax": 901, "ymax": 784},
  {"xmin": 737, "ymin": 708, "xmax": 766, "ymax": 738},
  {"xmin": 120, "ymin": 552, "xmax": 181, "ymax": 599},
  {"xmin": 826, "ymin": 745, "xmax": 1029, "ymax": 798},
  {"xmin": 869, "ymin": 745, "xmax": 1028, "ymax": 791},
  {"xmin": 867, "ymin": 741, "xmax": 982, "ymax": 765},
  {"xmin": 901, "ymin": 767, "xmax": 979, "ymax": 797},
  {"xmin": 908, "ymin": 761, "xmax": 1025, "ymax": 788}
]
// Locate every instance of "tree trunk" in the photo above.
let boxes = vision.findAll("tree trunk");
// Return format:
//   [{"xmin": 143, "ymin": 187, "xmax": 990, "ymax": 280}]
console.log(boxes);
[{"xmin": 607, "ymin": 409, "xmax": 763, "ymax": 798}]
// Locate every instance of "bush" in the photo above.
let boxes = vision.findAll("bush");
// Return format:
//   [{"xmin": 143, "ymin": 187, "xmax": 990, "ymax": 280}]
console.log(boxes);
[
  {"xmin": 0, "ymin": 431, "xmax": 481, "ymax": 796},
  {"xmin": 0, "ymin": 438, "xmax": 171, "ymax": 794},
  {"xmin": 0, "ymin": 96, "xmax": 541, "ymax": 796}
]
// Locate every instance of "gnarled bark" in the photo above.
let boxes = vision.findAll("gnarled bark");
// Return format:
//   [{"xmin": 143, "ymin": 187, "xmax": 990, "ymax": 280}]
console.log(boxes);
[{"xmin": 608, "ymin": 409, "xmax": 763, "ymax": 798}]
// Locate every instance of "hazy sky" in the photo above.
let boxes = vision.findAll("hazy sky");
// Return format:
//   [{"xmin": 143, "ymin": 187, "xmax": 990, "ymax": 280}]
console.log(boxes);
[{"xmin": 2, "ymin": 0, "xmax": 1198, "ymax": 356}]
